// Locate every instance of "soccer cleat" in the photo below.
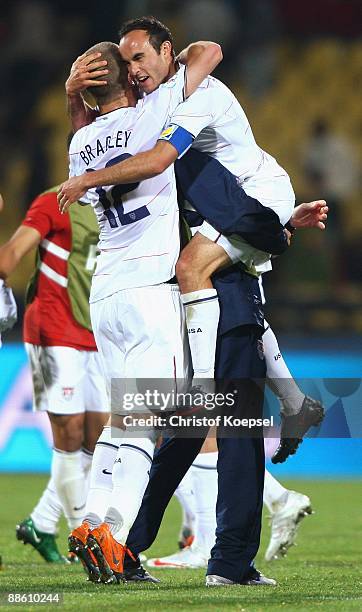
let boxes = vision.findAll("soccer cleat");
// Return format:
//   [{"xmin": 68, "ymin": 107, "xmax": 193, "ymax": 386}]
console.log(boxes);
[
  {"xmin": 178, "ymin": 526, "xmax": 195, "ymax": 550},
  {"xmin": 264, "ymin": 490, "xmax": 312, "ymax": 561},
  {"xmin": 147, "ymin": 545, "xmax": 208, "ymax": 569},
  {"xmin": 272, "ymin": 396, "xmax": 325, "ymax": 464},
  {"xmin": 87, "ymin": 523, "xmax": 127, "ymax": 584},
  {"xmin": 67, "ymin": 551, "xmax": 79, "ymax": 563},
  {"xmin": 206, "ymin": 568, "xmax": 277, "ymax": 587},
  {"xmin": 124, "ymin": 565, "xmax": 160, "ymax": 583},
  {"xmin": 206, "ymin": 575, "xmax": 236, "ymax": 586},
  {"xmin": 68, "ymin": 522, "xmax": 100, "ymax": 583},
  {"xmin": 16, "ymin": 517, "xmax": 69, "ymax": 564},
  {"xmin": 240, "ymin": 568, "xmax": 277, "ymax": 586}
]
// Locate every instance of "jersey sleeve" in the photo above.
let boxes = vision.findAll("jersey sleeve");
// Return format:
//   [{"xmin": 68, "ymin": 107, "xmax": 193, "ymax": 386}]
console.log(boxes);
[
  {"xmin": 158, "ymin": 85, "xmax": 215, "ymax": 158},
  {"xmin": 22, "ymin": 191, "xmax": 60, "ymax": 238}
]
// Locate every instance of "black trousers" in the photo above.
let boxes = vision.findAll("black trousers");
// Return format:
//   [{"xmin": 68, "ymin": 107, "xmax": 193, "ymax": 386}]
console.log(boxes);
[{"xmin": 126, "ymin": 324, "xmax": 266, "ymax": 582}]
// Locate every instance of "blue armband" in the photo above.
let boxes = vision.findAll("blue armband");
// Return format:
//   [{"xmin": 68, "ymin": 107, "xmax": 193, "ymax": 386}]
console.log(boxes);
[{"xmin": 158, "ymin": 124, "xmax": 194, "ymax": 158}]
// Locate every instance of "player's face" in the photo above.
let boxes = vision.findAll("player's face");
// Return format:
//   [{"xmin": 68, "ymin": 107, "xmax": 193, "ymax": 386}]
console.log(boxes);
[{"xmin": 119, "ymin": 30, "xmax": 173, "ymax": 95}]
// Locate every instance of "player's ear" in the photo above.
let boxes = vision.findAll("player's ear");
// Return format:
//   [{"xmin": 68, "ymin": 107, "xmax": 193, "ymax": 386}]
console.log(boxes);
[{"xmin": 161, "ymin": 40, "xmax": 172, "ymax": 59}]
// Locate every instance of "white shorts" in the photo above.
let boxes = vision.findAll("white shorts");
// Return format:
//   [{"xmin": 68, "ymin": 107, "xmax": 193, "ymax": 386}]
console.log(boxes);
[
  {"xmin": 194, "ymin": 221, "xmax": 269, "ymax": 266},
  {"xmin": 25, "ymin": 344, "xmax": 109, "ymax": 415},
  {"xmin": 90, "ymin": 284, "xmax": 191, "ymax": 410},
  {"xmin": 192, "ymin": 174, "xmax": 295, "ymax": 269}
]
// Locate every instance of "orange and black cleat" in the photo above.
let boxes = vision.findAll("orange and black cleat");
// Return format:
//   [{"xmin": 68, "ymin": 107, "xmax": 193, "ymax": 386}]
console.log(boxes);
[
  {"xmin": 68, "ymin": 522, "xmax": 100, "ymax": 583},
  {"xmin": 87, "ymin": 523, "xmax": 130, "ymax": 584}
]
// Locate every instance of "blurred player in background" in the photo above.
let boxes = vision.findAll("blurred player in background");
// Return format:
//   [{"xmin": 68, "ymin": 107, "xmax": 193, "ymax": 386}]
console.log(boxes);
[{"xmin": 0, "ymin": 177, "xmax": 109, "ymax": 563}]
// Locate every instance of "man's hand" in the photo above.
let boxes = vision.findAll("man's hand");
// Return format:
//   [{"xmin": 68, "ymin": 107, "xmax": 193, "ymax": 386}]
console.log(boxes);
[
  {"xmin": 291, "ymin": 200, "xmax": 328, "ymax": 230},
  {"xmin": 58, "ymin": 177, "xmax": 89, "ymax": 214},
  {"xmin": 0, "ymin": 279, "xmax": 17, "ymax": 333},
  {"xmin": 66, "ymin": 52, "xmax": 109, "ymax": 96},
  {"xmin": 0, "ymin": 193, "xmax": 4, "ymax": 212}
]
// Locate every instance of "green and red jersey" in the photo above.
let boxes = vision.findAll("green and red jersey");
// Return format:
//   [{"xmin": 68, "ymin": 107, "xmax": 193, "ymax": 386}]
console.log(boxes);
[{"xmin": 22, "ymin": 187, "xmax": 99, "ymax": 350}]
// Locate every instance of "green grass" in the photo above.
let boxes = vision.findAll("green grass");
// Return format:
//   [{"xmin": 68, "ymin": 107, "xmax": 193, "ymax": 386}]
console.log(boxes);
[{"xmin": 0, "ymin": 475, "xmax": 361, "ymax": 611}]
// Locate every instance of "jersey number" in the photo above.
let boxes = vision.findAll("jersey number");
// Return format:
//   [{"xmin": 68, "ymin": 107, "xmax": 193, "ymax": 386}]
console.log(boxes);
[{"xmin": 88, "ymin": 154, "xmax": 150, "ymax": 228}]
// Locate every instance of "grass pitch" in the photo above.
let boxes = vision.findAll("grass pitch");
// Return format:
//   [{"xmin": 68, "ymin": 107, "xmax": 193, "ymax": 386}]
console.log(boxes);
[{"xmin": 0, "ymin": 475, "xmax": 361, "ymax": 611}]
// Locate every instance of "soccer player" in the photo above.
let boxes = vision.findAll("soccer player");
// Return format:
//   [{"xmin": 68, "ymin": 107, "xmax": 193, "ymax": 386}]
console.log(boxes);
[
  {"xmin": 63, "ymin": 38, "xmax": 223, "ymax": 584},
  {"xmin": 0, "ymin": 183, "xmax": 109, "ymax": 563}
]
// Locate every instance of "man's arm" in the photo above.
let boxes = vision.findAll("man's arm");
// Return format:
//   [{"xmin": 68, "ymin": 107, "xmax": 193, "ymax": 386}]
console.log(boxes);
[
  {"xmin": 58, "ymin": 141, "xmax": 177, "ymax": 212},
  {"xmin": 66, "ymin": 52, "xmax": 108, "ymax": 132},
  {"xmin": 0, "ymin": 226, "xmax": 41, "ymax": 280},
  {"xmin": 0, "ymin": 224, "xmax": 40, "ymax": 335},
  {"xmin": 177, "ymin": 41, "xmax": 222, "ymax": 98}
]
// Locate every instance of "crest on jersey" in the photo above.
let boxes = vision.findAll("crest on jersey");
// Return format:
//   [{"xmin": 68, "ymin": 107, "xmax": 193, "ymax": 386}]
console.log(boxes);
[
  {"xmin": 160, "ymin": 124, "xmax": 178, "ymax": 141},
  {"xmin": 62, "ymin": 387, "xmax": 75, "ymax": 401}
]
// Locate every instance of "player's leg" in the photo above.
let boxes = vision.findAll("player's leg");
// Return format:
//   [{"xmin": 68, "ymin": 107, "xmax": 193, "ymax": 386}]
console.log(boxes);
[
  {"xmin": 174, "ymin": 469, "xmax": 196, "ymax": 549},
  {"xmin": 67, "ymin": 350, "xmax": 112, "ymax": 573},
  {"xmin": 17, "ymin": 344, "xmax": 64, "ymax": 562},
  {"xmin": 176, "ymin": 230, "xmax": 230, "ymax": 386},
  {"xmin": 16, "ymin": 475, "xmax": 67, "ymax": 563},
  {"xmin": 147, "ymin": 436, "xmax": 218, "ymax": 569},
  {"xmin": 82, "ymin": 350, "xmax": 111, "ymax": 506},
  {"xmin": 16, "ymin": 344, "xmax": 86, "ymax": 562},
  {"xmin": 74, "ymin": 294, "xmax": 128, "ymax": 582},
  {"xmin": 206, "ymin": 323, "xmax": 275, "ymax": 587},
  {"xmin": 106, "ymin": 286, "xmax": 188, "ymax": 542},
  {"xmin": 264, "ymin": 470, "xmax": 312, "ymax": 562},
  {"xmin": 41, "ymin": 346, "xmax": 91, "ymax": 531},
  {"xmin": 49, "ymin": 413, "xmax": 87, "ymax": 529},
  {"xmin": 126, "ymin": 436, "xmax": 208, "ymax": 554},
  {"xmin": 263, "ymin": 319, "xmax": 324, "ymax": 463},
  {"xmin": 263, "ymin": 320, "xmax": 305, "ymax": 415},
  {"xmin": 87, "ymin": 285, "xmax": 190, "ymax": 581},
  {"xmin": 176, "ymin": 223, "xmax": 261, "ymax": 389}
]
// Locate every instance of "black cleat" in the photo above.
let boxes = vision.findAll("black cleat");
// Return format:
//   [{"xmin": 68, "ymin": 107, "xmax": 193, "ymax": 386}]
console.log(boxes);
[
  {"xmin": 124, "ymin": 565, "xmax": 160, "ymax": 583},
  {"xmin": 272, "ymin": 396, "xmax": 325, "ymax": 464},
  {"xmin": 86, "ymin": 534, "xmax": 119, "ymax": 584},
  {"xmin": 68, "ymin": 535, "xmax": 101, "ymax": 583}
]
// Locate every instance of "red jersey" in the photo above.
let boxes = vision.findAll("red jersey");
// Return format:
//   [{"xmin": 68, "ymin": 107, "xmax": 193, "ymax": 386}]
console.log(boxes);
[{"xmin": 22, "ymin": 189, "xmax": 98, "ymax": 350}]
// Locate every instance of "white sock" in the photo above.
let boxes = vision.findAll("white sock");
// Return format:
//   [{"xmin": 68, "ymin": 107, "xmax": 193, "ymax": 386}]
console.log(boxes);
[
  {"xmin": 263, "ymin": 321, "xmax": 305, "ymax": 415},
  {"xmin": 31, "ymin": 477, "xmax": 62, "ymax": 534},
  {"xmin": 84, "ymin": 426, "xmax": 119, "ymax": 529},
  {"xmin": 105, "ymin": 436, "xmax": 155, "ymax": 545},
  {"xmin": 181, "ymin": 289, "xmax": 219, "ymax": 380},
  {"xmin": 263, "ymin": 469, "xmax": 288, "ymax": 513},
  {"xmin": 175, "ymin": 468, "xmax": 196, "ymax": 536},
  {"xmin": 190, "ymin": 451, "xmax": 218, "ymax": 555},
  {"xmin": 52, "ymin": 448, "xmax": 86, "ymax": 530},
  {"xmin": 81, "ymin": 447, "xmax": 93, "ymax": 494}
]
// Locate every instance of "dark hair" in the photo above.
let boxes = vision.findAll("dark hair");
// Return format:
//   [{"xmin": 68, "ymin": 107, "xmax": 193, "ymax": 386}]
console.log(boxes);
[
  {"xmin": 119, "ymin": 16, "xmax": 175, "ymax": 59},
  {"xmin": 85, "ymin": 41, "xmax": 129, "ymax": 104}
]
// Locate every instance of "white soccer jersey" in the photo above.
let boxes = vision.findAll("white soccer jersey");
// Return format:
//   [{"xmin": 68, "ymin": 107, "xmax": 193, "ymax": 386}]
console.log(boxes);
[
  {"xmin": 159, "ymin": 75, "xmax": 295, "ymax": 225},
  {"xmin": 69, "ymin": 67, "xmax": 187, "ymax": 303}
]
